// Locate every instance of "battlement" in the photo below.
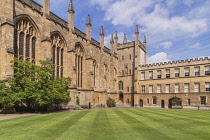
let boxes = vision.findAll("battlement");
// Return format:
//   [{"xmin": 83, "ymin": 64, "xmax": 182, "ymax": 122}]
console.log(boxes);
[{"xmin": 140, "ymin": 57, "xmax": 210, "ymax": 70}]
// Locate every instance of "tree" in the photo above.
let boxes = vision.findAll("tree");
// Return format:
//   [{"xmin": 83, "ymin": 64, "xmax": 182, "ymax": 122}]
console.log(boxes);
[
  {"xmin": 3, "ymin": 58, "xmax": 71, "ymax": 111},
  {"xmin": 106, "ymin": 98, "xmax": 116, "ymax": 107},
  {"xmin": 0, "ymin": 81, "xmax": 19, "ymax": 108}
]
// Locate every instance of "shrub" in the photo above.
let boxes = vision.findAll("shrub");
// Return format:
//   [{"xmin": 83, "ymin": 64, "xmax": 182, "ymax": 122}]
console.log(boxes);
[
  {"xmin": 107, "ymin": 98, "xmax": 116, "ymax": 107},
  {"xmin": 80, "ymin": 105, "xmax": 89, "ymax": 109},
  {"xmin": 73, "ymin": 105, "xmax": 83, "ymax": 110}
]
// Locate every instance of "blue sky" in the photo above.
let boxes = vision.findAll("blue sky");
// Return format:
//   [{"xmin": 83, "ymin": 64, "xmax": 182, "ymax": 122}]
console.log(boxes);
[{"xmin": 34, "ymin": 0, "xmax": 210, "ymax": 64}]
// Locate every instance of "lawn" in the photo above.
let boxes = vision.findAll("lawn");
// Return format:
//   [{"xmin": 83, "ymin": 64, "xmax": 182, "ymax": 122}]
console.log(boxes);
[{"xmin": 0, "ymin": 108, "xmax": 210, "ymax": 140}]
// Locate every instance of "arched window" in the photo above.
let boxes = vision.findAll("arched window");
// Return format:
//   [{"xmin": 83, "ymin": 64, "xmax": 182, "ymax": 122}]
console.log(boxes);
[
  {"xmin": 93, "ymin": 61, "xmax": 97, "ymax": 87},
  {"xmin": 77, "ymin": 56, "xmax": 83, "ymax": 87},
  {"xmin": 51, "ymin": 33, "xmax": 65, "ymax": 78},
  {"xmin": 119, "ymin": 81, "xmax": 123, "ymax": 90},
  {"xmin": 14, "ymin": 18, "xmax": 37, "ymax": 62},
  {"xmin": 75, "ymin": 44, "xmax": 84, "ymax": 88}
]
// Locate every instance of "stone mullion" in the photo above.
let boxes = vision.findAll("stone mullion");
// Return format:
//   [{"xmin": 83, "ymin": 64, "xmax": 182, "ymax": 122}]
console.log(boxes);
[
  {"xmin": 79, "ymin": 56, "xmax": 81, "ymax": 87},
  {"xmin": 59, "ymin": 47, "xmax": 62, "ymax": 77},
  {"xmin": 23, "ymin": 31, "xmax": 27, "ymax": 60},
  {"xmin": 61, "ymin": 48, "xmax": 64, "ymax": 77},
  {"xmin": 57, "ymin": 47, "xmax": 60, "ymax": 78},
  {"xmin": 16, "ymin": 30, "xmax": 20, "ymax": 59},
  {"xmin": 54, "ymin": 46, "xmax": 57, "ymax": 78},
  {"xmin": 81, "ymin": 56, "xmax": 83, "ymax": 87},
  {"xmin": 29, "ymin": 36, "xmax": 33, "ymax": 62},
  {"xmin": 77, "ymin": 56, "xmax": 80, "ymax": 87}
]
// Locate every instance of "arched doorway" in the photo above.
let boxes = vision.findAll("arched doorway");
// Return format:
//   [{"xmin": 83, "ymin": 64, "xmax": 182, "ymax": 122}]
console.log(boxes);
[
  {"xmin": 161, "ymin": 100, "xmax": 165, "ymax": 108},
  {"xmin": 139, "ymin": 99, "xmax": 143, "ymax": 107},
  {"xmin": 168, "ymin": 97, "xmax": 182, "ymax": 109},
  {"xmin": 119, "ymin": 93, "xmax": 124, "ymax": 102}
]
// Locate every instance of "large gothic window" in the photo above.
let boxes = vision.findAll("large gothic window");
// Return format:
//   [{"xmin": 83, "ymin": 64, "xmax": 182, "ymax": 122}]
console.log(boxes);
[
  {"xmin": 14, "ymin": 18, "xmax": 37, "ymax": 62},
  {"xmin": 51, "ymin": 33, "xmax": 65, "ymax": 78},
  {"xmin": 93, "ymin": 61, "xmax": 97, "ymax": 87},
  {"xmin": 75, "ymin": 44, "xmax": 84, "ymax": 88}
]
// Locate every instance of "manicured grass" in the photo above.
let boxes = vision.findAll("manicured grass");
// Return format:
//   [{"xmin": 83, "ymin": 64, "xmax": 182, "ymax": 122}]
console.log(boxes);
[{"xmin": 1, "ymin": 109, "xmax": 210, "ymax": 140}]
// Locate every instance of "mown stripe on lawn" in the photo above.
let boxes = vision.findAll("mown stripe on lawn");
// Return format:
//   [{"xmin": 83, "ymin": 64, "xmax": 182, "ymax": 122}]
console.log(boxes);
[
  {"xmin": 129, "ymin": 109, "xmax": 210, "ymax": 139},
  {"xmin": 113, "ymin": 109, "xmax": 173, "ymax": 140},
  {"xmin": 125, "ymin": 109, "xmax": 202, "ymax": 140},
  {"xmin": 142, "ymin": 109, "xmax": 210, "ymax": 126},
  {"xmin": 106, "ymin": 109, "xmax": 148, "ymax": 140},
  {"xmin": 57, "ymin": 109, "xmax": 99, "ymax": 140},
  {"xmin": 0, "ymin": 112, "xmax": 69, "ymax": 138},
  {"xmin": 87, "ymin": 109, "xmax": 116, "ymax": 140},
  {"xmin": 35, "ymin": 110, "xmax": 90, "ymax": 140}
]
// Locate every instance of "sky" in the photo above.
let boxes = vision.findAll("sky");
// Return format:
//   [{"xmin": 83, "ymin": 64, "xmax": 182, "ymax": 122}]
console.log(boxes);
[{"xmin": 34, "ymin": 0, "xmax": 210, "ymax": 64}]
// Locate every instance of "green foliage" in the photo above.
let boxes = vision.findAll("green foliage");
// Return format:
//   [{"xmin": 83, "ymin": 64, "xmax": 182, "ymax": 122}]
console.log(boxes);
[
  {"xmin": 0, "ymin": 58, "xmax": 71, "ymax": 112},
  {"xmin": 106, "ymin": 97, "xmax": 116, "ymax": 107},
  {"xmin": 0, "ymin": 81, "xmax": 19, "ymax": 108}
]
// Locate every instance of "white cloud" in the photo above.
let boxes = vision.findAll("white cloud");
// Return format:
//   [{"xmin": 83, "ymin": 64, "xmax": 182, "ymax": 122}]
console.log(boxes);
[
  {"xmin": 159, "ymin": 41, "xmax": 172, "ymax": 48},
  {"xmin": 90, "ymin": 0, "xmax": 209, "ymax": 44},
  {"xmin": 188, "ymin": 42, "xmax": 200, "ymax": 48},
  {"xmin": 147, "ymin": 52, "xmax": 170, "ymax": 64}
]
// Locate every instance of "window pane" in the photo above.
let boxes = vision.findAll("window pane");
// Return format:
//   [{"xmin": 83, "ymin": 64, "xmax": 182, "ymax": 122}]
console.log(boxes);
[
  {"xmin": 157, "ymin": 85, "xmax": 161, "ymax": 93},
  {"xmin": 141, "ymin": 72, "xmax": 145, "ymax": 80},
  {"xmin": 32, "ymin": 37, "xmax": 36, "ymax": 59},
  {"xmin": 184, "ymin": 84, "xmax": 189, "ymax": 93},
  {"xmin": 206, "ymin": 83, "xmax": 210, "ymax": 92},
  {"xmin": 19, "ymin": 32, "xmax": 24, "ymax": 56},
  {"xmin": 149, "ymin": 71, "xmax": 153, "ymax": 79},
  {"xmin": 26, "ymin": 35, "xmax": 30, "ymax": 58},
  {"xmin": 200, "ymin": 96, "xmax": 206, "ymax": 105},
  {"xmin": 175, "ymin": 84, "xmax": 179, "ymax": 93},
  {"xmin": 195, "ymin": 83, "xmax": 200, "ymax": 92},
  {"xmin": 149, "ymin": 85, "xmax": 153, "ymax": 93},
  {"xmin": 175, "ymin": 69, "xmax": 179, "ymax": 73},
  {"xmin": 166, "ymin": 84, "xmax": 170, "ymax": 93}
]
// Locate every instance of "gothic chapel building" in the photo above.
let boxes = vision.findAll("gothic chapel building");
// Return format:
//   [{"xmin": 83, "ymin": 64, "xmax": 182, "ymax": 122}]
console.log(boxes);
[{"xmin": 1, "ymin": 0, "xmax": 210, "ymax": 109}]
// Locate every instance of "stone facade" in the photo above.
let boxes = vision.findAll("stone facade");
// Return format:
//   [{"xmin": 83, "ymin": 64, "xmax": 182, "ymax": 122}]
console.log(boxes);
[{"xmin": 0, "ymin": 0, "xmax": 209, "ymax": 109}]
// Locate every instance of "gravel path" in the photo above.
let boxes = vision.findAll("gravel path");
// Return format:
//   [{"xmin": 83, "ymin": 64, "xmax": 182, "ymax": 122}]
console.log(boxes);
[{"xmin": 0, "ymin": 113, "xmax": 39, "ymax": 121}]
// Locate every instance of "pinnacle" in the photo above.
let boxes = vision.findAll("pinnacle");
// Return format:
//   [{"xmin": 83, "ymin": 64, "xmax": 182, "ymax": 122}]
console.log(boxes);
[
  {"xmin": 123, "ymin": 33, "xmax": 127, "ymax": 43},
  {"xmin": 114, "ymin": 31, "xmax": 118, "ymax": 39},
  {"xmin": 100, "ymin": 26, "xmax": 104, "ymax": 36},
  {"xmin": 143, "ymin": 35, "xmax": 147, "ymax": 43},
  {"xmin": 135, "ymin": 25, "xmax": 139, "ymax": 34},
  {"xmin": 86, "ymin": 14, "xmax": 92, "ymax": 26},
  {"xmin": 110, "ymin": 34, "xmax": 114, "ymax": 43},
  {"xmin": 68, "ymin": 0, "xmax": 75, "ymax": 13}
]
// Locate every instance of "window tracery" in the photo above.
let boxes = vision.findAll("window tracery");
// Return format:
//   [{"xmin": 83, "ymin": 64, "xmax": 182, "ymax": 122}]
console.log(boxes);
[
  {"xmin": 51, "ymin": 33, "xmax": 65, "ymax": 78},
  {"xmin": 14, "ymin": 18, "xmax": 37, "ymax": 62}
]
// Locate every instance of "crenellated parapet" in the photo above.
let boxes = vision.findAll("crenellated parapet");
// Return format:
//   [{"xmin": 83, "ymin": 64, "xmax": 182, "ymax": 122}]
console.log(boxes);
[{"xmin": 140, "ymin": 57, "xmax": 210, "ymax": 70}]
